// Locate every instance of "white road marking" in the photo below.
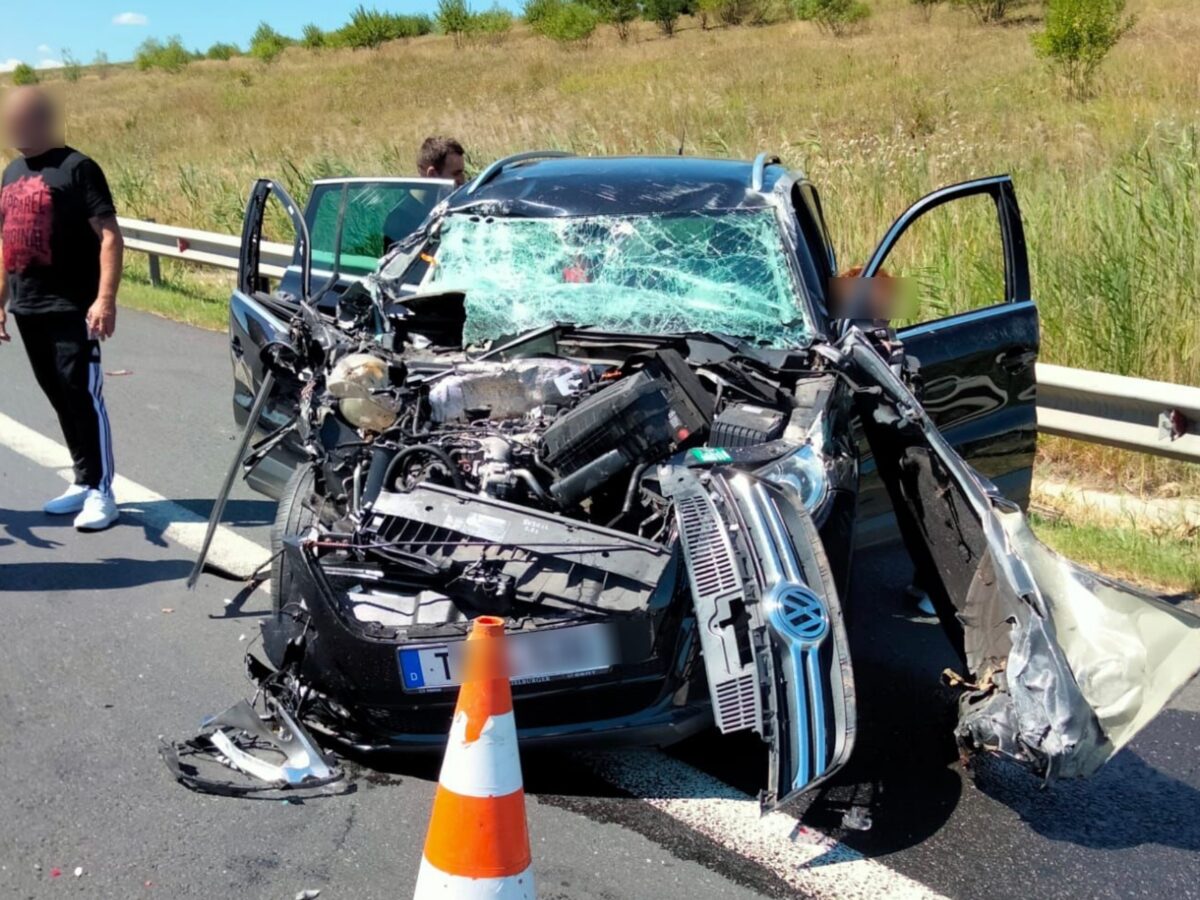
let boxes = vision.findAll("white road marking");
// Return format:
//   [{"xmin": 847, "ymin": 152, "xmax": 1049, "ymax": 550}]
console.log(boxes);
[
  {"xmin": 0, "ymin": 411, "xmax": 271, "ymax": 580},
  {"xmin": 583, "ymin": 750, "xmax": 948, "ymax": 900}
]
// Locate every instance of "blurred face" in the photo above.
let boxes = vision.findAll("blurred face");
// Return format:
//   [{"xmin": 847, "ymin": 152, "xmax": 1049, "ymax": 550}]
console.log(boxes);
[
  {"xmin": 3, "ymin": 88, "xmax": 58, "ymax": 153},
  {"xmin": 437, "ymin": 152, "xmax": 466, "ymax": 187}
]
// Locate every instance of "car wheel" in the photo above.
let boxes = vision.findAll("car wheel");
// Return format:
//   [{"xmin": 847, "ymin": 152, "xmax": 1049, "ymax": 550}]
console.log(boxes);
[{"xmin": 265, "ymin": 465, "xmax": 319, "ymax": 665}]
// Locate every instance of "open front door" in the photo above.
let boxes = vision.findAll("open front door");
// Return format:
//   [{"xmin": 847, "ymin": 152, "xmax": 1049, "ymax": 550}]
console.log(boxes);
[
  {"xmin": 230, "ymin": 179, "xmax": 312, "ymax": 497},
  {"xmin": 840, "ymin": 329, "xmax": 1200, "ymax": 779},
  {"xmin": 851, "ymin": 176, "xmax": 1039, "ymax": 547}
]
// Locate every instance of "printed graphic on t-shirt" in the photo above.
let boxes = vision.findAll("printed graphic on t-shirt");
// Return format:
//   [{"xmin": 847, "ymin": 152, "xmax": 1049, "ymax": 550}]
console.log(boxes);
[{"xmin": 1, "ymin": 175, "xmax": 54, "ymax": 272}]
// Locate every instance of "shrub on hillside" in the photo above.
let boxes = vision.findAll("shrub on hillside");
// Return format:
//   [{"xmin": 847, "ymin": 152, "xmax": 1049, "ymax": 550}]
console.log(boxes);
[
  {"xmin": 643, "ymin": 0, "xmax": 688, "ymax": 36},
  {"xmin": 206, "ymin": 42, "xmax": 241, "ymax": 60},
  {"xmin": 92, "ymin": 51, "xmax": 110, "ymax": 79},
  {"xmin": 1033, "ymin": 0, "xmax": 1134, "ymax": 99},
  {"xmin": 135, "ymin": 36, "xmax": 194, "ymax": 73},
  {"xmin": 249, "ymin": 22, "xmax": 292, "ymax": 63},
  {"xmin": 950, "ymin": 0, "xmax": 1024, "ymax": 24},
  {"xmin": 525, "ymin": 0, "xmax": 565, "ymax": 33},
  {"xmin": 587, "ymin": 0, "xmax": 641, "ymax": 40},
  {"xmin": 544, "ymin": 2, "xmax": 601, "ymax": 44},
  {"xmin": 700, "ymin": 0, "xmax": 780, "ymax": 26},
  {"xmin": 437, "ymin": 0, "xmax": 474, "ymax": 45},
  {"xmin": 300, "ymin": 24, "xmax": 327, "ymax": 49},
  {"xmin": 470, "ymin": 6, "xmax": 516, "ymax": 43},
  {"xmin": 58, "ymin": 49, "xmax": 83, "ymax": 83},
  {"xmin": 793, "ymin": 0, "xmax": 870, "ymax": 35},
  {"xmin": 341, "ymin": 6, "xmax": 392, "ymax": 48},
  {"xmin": 10, "ymin": 62, "xmax": 39, "ymax": 86},
  {"xmin": 336, "ymin": 6, "xmax": 432, "ymax": 48}
]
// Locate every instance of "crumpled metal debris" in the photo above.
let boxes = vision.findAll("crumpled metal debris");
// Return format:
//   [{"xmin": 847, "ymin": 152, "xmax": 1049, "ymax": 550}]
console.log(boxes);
[
  {"xmin": 840, "ymin": 327, "xmax": 1200, "ymax": 780},
  {"xmin": 160, "ymin": 695, "xmax": 348, "ymax": 798}
]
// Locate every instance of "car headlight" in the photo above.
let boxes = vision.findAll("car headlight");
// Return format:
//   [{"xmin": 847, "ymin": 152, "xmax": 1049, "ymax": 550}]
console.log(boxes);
[
  {"xmin": 759, "ymin": 443, "xmax": 829, "ymax": 513},
  {"xmin": 327, "ymin": 353, "xmax": 398, "ymax": 433}
]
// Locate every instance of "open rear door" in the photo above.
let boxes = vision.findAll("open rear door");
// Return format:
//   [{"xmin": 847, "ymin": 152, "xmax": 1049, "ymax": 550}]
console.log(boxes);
[{"xmin": 666, "ymin": 467, "xmax": 855, "ymax": 811}]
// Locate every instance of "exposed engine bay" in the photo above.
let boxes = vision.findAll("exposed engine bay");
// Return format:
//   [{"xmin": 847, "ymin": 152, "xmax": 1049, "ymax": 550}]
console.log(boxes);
[{"xmin": 272, "ymin": 286, "xmax": 831, "ymax": 634}]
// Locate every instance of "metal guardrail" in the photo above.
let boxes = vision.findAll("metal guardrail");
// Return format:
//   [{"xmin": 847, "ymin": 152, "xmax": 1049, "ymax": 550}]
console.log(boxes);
[
  {"xmin": 119, "ymin": 217, "xmax": 292, "ymax": 281},
  {"xmin": 117, "ymin": 217, "xmax": 1200, "ymax": 464},
  {"xmin": 1036, "ymin": 364, "xmax": 1200, "ymax": 464}
]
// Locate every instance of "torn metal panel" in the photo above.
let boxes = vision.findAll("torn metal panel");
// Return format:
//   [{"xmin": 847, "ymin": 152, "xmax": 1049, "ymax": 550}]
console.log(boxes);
[
  {"xmin": 840, "ymin": 327, "xmax": 1200, "ymax": 778},
  {"xmin": 160, "ymin": 696, "xmax": 347, "ymax": 797}
]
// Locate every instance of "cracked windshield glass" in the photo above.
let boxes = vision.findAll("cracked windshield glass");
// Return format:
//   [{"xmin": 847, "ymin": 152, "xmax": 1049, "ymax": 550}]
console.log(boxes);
[{"xmin": 425, "ymin": 210, "xmax": 812, "ymax": 346}]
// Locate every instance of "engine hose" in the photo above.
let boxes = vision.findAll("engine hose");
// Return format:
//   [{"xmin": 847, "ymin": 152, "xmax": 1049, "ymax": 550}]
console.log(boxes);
[
  {"xmin": 380, "ymin": 443, "xmax": 467, "ymax": 493},
  {"xmin": 359, "ymin": 445, "xmax": 396, "ymax": 509},
  {"xmin": 607, "ymin": 462, "xmax": 650, "ymax": 527}
]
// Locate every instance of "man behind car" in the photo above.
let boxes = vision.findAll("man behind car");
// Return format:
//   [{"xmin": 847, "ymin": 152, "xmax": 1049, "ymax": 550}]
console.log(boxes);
[
  {"xmin": 383, "ymin": 136, "xmax": 468, "ymax": 251},
  {"xmin": 416, "ymin": 135, "xmax": 466, "ymax": 186},
  {"xmin": 0, "ymin": 87, "xmax": 124, "ymax": 531}
]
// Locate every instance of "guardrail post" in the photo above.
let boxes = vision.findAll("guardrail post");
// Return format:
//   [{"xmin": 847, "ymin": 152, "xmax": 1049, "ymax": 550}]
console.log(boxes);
[{"xmin": 145, "ymin": 217, "xmax": 162, "ymax": 287}]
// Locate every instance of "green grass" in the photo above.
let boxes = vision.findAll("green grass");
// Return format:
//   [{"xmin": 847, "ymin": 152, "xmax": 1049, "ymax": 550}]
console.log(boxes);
[
  {"xmin": 118, "ymin": 263, "xmax": 230, "ymax": 331},
  {"xmin": 1031, "ymin": 511, "xmax": 1200, "ymax": 594}
]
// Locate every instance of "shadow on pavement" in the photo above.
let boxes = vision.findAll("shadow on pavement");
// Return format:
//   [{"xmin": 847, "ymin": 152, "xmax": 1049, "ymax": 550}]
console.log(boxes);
[
  {"xmin": 0, "ymin": 556, "xmax": 193, "ymax": 591},
  {"xmin": 171, "ymin": 498, "xmax": 276, "ymax": 528},
  {"xmin": 0, "ymin": 506, "xmax": 70, "ymax": 550},
  {"xmin": 972, "ymin": 712, "xmax": 1200, "ymax": 852}
]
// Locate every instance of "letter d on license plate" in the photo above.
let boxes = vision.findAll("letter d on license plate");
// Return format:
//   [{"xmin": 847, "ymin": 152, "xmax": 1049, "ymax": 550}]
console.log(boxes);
[{"xmin": 398, "ymin": 622, "xmax": 616, "ymax": 692}]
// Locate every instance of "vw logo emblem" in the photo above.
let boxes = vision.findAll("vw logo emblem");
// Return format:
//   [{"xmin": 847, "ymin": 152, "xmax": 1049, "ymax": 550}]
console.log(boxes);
[{"xmin": 769, "ymin": 586, "xmax": 829, "ymax": 645}]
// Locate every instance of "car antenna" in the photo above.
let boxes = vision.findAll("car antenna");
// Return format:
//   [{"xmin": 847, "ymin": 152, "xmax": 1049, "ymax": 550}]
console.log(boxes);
[{"xmin": 676, "ymin": 121, "xmax": 687, "ymax": 156}]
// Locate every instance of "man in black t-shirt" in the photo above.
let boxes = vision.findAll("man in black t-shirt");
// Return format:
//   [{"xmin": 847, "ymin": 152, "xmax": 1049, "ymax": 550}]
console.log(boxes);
[{"xmin": 1, "ymin": 87, "xmax": 124, "ymax": 531}]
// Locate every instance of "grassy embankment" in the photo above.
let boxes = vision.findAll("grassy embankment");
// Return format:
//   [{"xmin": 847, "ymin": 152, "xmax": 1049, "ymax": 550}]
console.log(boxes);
[{"xmin": 6, "ymin": 0, "xmax": 1197, "ymax": 586}]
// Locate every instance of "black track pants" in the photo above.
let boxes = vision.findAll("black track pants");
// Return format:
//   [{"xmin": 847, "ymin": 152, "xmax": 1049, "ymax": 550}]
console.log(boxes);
[{"xmin": 14, "ymin": 312, "xmax": 115, "ymax": 493}]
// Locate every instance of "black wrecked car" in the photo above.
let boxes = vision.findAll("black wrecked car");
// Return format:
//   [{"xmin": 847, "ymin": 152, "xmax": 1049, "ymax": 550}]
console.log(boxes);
[{"xmin": 197, "ymin": 153, "xmax": 1200, "ymax": 809}]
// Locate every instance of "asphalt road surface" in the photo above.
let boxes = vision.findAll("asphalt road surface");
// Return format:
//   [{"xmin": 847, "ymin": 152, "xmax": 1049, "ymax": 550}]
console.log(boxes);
[{"xmin": 1, "ymin": 308, "xmax": 1197, "ymax": 900}]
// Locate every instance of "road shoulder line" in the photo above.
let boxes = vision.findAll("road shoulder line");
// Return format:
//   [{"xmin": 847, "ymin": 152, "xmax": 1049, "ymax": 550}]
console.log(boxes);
[{"xmin": 0, "ymin": 411, "xmax": 271, "ymax": 580}]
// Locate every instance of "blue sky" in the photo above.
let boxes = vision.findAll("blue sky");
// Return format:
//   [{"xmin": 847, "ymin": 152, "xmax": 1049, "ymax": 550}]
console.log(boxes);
[{"xmin": 1, "ymin": 1, "xmax": 470, "ymax": 70}]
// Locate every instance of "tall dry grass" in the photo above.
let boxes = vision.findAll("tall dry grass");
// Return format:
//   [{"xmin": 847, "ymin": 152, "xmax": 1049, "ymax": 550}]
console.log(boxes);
[{"xmin": 6, "ymin": 0, "xmax": 1198, "ymax": 488}]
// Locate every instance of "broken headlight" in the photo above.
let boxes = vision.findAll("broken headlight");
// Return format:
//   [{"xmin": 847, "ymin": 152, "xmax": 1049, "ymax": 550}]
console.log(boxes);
[
  {"xmin": 327, "ymin": 353, "xmax": 398, "ymax": 433},
  {"xmin": 758, "ymin": 443, "xmax": 829, "ymax": 513}
]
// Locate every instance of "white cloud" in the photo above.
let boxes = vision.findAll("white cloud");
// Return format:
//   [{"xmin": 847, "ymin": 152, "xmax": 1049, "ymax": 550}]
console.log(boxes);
[
  {"xmin": 0, "ymin": 58, "xmax": 25, "ymax": 73},
  {"xmin": 112, "ymin": 11, "xmax": 149, "ymax": 26},
  {"xmin": 36, "ymin": 58, "xmax": 63, "ymax": 70},
  {"xmin": 37, "ymin": 43, "xmax": 53, "ymax": 55}
]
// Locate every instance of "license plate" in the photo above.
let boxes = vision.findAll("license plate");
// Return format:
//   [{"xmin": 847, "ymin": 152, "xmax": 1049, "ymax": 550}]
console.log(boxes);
[{"xmin": 398, "ymin": 622, "xmax": 618, "ymax": 693}]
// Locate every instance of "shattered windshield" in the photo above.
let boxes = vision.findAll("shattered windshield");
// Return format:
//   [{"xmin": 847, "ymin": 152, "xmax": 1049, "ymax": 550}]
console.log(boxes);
[{"xmin": 424, "ymin": 211, "xmax": 811, "ymax": 346}]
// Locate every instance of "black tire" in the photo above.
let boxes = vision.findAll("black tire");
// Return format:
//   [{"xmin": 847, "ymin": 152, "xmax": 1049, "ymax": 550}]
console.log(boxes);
[{"xmin": 270, "ymin": 464, "xmax": 318, "ymax": 618}]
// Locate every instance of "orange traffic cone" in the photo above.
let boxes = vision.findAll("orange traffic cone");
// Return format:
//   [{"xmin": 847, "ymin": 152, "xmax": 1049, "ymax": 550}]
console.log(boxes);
[{"xmin": 414, "ymin": 616, "xmax": 534, "ymax": 899}]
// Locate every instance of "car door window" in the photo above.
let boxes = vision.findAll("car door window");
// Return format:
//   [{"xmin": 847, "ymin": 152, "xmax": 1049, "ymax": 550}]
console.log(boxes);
[
  {"xmin": 854, "ymin": 176, "xmax": 1031, "ymax": 327},
  {"xmin": 306, "ymin": 182, "xmax": 451, "ymax": 278},
  {"xmin": 870, "ymin": 192, "xmax": 1008, "ymax": 325}
]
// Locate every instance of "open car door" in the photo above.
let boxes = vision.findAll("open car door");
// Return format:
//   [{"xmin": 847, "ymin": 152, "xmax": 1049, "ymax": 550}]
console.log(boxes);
[
  {"xmin": 852, "ymin": 176, "xmax": 1039, "ymax": 546},
  {"xmin": 840, "ymin": 327, "xmax": 1200, "ymax": 778},
  {"xmin": 229, "ymin": 179, "xmax": 312, "ymax": 497}
]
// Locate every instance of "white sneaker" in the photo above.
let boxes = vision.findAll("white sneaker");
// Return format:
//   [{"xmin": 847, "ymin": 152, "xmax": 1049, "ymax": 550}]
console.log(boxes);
[
  {"xmin": 44, "ymin": 483, "xmax": 90, "ymax": 515},
  {"xmin": 74, "ymin": 489, "xmax": 119, "ymax": 532}
]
